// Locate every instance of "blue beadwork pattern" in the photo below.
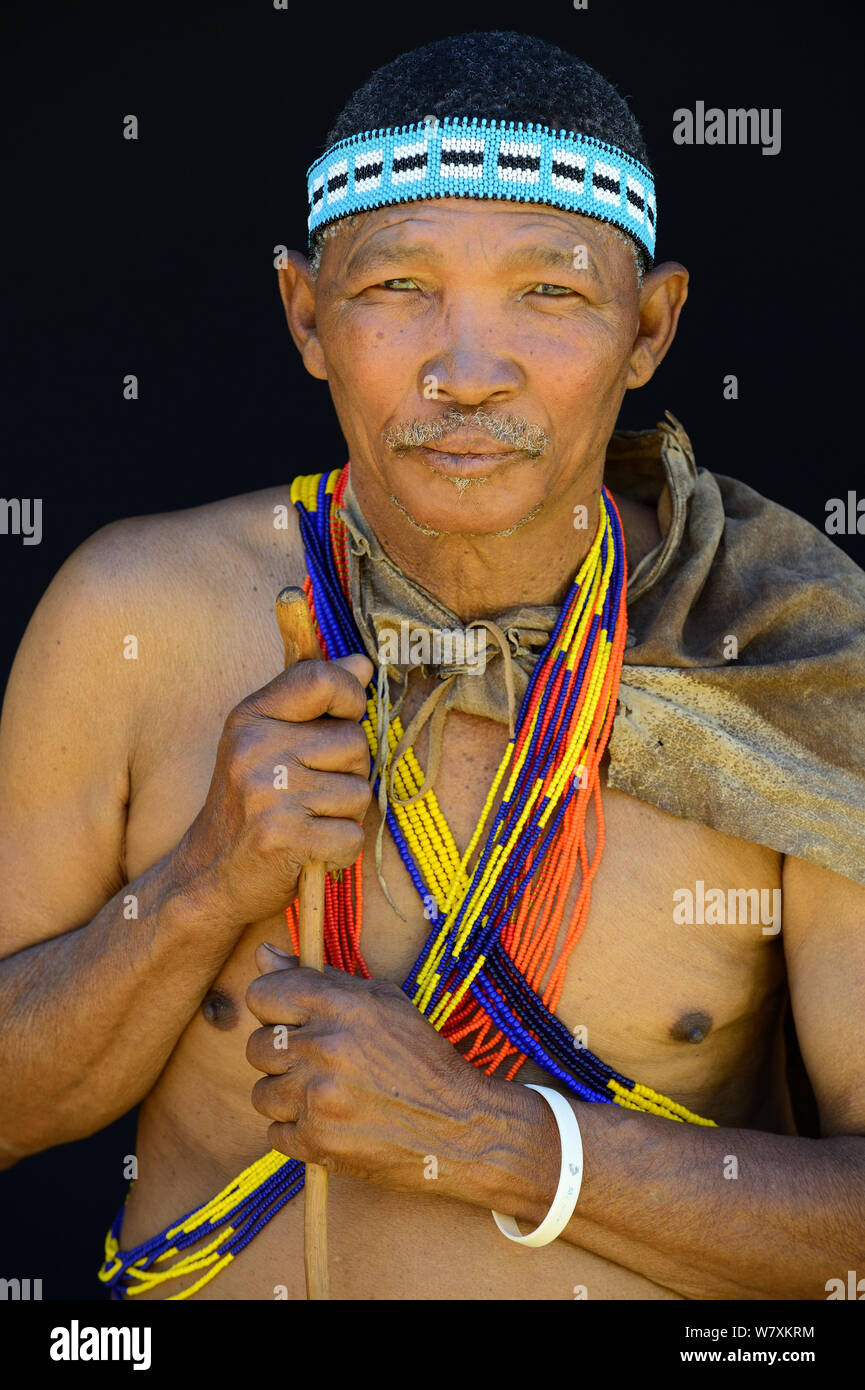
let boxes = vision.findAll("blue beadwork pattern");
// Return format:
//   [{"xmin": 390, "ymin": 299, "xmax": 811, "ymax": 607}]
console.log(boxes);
[{"xmin": 307, "ymin": 117, "xmax": 656, "ymax": 262}]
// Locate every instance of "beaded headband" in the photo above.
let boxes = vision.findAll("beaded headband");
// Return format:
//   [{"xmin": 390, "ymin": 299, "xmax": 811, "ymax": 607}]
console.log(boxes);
[{"xmin": 306, "ymin": 115, "xmax": 656, "ymax": 263}]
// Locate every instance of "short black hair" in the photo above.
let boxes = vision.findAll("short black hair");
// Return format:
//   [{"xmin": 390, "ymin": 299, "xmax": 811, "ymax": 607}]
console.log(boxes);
[{"xmin": 308, "ymin": 30, "xmax": 653, "ymax": 279}]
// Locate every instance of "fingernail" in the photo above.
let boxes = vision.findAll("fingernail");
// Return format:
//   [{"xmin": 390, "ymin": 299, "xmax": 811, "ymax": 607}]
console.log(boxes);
[{"xmin": 261, "ymin": 941, "xmax": 294, "ymax": 957}]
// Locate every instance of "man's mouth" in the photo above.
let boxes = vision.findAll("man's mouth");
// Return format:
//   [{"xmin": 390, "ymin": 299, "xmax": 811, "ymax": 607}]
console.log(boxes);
[{"xmin": 413, "ymin": 440, "xmax": 521, "ymax": 478}]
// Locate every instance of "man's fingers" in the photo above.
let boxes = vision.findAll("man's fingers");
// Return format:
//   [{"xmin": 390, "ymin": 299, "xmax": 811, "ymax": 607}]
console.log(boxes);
[
  {"xmin": 291, "ymin": 719, "xmax": 371, "ymax": 776},
  {"xmin": 240, "ymin": 655, "xmax": 372, "ymax": 725},
  {"xmin": 267, "ymin": 1120, "xmax": 304, "ymax": 1159},
  {"xmin": 298, "ymin": 771, "xmax": 372, "ymax": 821},
  {"xmin": 251, "ymin": 1073, "xmax": 302, "ymax": 1123},
  {"xmin": 247, "ymin": 1023, "xmax": 303, "ymax": 1075},
  {"xmin": 246, "ymin": 965, "xmax": 334, "ymax": 1024},
  {"xmin": 301, "ymin": 815, "xmax": 366, "ymax": 869}
]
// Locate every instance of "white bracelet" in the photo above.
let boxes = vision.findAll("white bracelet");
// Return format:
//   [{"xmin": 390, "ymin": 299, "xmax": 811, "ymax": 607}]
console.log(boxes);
[{"xmin": 491, "ymin": 1083, "xmax": 584, "ymax": 1247}]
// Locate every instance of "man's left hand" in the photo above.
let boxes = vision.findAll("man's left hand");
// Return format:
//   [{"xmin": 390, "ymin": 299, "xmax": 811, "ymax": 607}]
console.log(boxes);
[{"xmin": 245, "ymin": 942, "xmax": 498, "ymax": 1193}]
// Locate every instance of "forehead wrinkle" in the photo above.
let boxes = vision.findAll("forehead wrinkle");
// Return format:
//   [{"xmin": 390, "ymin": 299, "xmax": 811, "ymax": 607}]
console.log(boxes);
[{"xmin": 335, "ymin": 200, "xmax": 623, "ymax": 280}]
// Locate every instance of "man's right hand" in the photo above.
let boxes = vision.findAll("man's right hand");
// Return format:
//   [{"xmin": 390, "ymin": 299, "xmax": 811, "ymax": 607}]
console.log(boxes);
[{"xmin": 170, "ymin": 653, "xmax": 374, "ymax": 927}]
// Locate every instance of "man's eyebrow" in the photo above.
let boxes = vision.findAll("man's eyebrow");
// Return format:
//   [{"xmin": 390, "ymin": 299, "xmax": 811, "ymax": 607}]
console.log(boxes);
[
  {"xmin": 497, "ymin": 243, "xmax": 606, "ymax": 285},
  {"xmin": 343, "ymin": 238, "xmax": 607, "ymax": 284},
  {"xmin": 344, "ymin": 241, "xmax": 443, "ymax": 278}
]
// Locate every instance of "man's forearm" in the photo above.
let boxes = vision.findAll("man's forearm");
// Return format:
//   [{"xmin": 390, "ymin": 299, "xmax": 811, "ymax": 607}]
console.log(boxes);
[
  {"xmin": 446, "ymin": 1080, "xmax": 865, "ymax": 1300},
  {"xmin": 0, "ymin": 850, "xmax": 247, "ymax": 1162}
]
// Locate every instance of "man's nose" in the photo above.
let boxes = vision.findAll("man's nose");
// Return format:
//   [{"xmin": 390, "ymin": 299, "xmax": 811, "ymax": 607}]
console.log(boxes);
[{"xmin": 419, "ymin": 301, "xmax": 524, "ymax": 406}]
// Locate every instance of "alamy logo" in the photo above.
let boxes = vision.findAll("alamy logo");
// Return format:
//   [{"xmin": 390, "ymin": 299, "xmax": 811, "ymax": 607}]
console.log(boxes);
[
  {"xmin": 377, "ymin": 620, "xmax": 487, "ymax": 675},
  {"xmin": 0, "ymin": 497, "xmax": 42, "ymax": 545},
  {"xmin": 673, "ymin": 881, "xmax": 781, "ymax": 935},
  {"xmin": 825, "ymin": 1270, "xmax": 865, "ymax": 1299},
  {"xmin": 825, "ymin": 491, "xmax": 865, "ymax": 535},
  {"xmin": 0, "ymin": 1277, "xmax": 42, "ymax": 1299},
  {"xmin": 49, "ymin": 1320, "xmax": 152, "ymax": 1370},
  {"xmin": 673, "ymin": 102, "xmax": 781, "ymax": 156}
]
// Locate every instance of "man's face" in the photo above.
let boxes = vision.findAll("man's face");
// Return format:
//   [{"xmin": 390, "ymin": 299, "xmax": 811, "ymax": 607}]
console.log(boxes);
[{"xmin": 309, "ymin": 198, "xmax": 646, "ymax": 537}]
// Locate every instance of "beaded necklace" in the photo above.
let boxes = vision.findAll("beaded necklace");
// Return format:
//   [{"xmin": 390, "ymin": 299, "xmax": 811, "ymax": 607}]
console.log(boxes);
[
  {"xmin": 290, "ymin": 466, "xmax": 715, "ymax": 1115},
  {"xmin": 99, "ymin": 463, "xmax": 713, "ymax": 1302}
]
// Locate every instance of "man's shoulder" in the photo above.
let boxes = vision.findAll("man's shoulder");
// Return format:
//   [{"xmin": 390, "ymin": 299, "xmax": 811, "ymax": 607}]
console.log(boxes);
[
  {"xmin": 711, "ymin": 469, "xmax": 862, "ymax": 567},
  {"xmin": 73, "ymin": 482, "xmax": 306, "ymax": 608},
  {"xmin": 40, "ymin": 483, "xmax": 307, "ymax": 698},
  {"xmin": 94, "ymin": 481, "xmax": 302, "ymax": 571}
]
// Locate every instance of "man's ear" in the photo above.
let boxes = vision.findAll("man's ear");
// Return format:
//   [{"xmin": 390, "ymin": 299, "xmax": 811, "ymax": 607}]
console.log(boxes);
[
  {"xmin": 277, "ymin": 251, "xmax": 327, "ymax": 381},
  {"xmin": 625, "ymin": 261, "xmax": 689, "ymax": 390}
]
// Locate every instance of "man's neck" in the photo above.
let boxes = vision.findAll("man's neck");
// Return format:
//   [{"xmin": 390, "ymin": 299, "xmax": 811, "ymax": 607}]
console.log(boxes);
[{"xmin": 349, "ymin": 472, "xmax": 660, "ymax": 622}]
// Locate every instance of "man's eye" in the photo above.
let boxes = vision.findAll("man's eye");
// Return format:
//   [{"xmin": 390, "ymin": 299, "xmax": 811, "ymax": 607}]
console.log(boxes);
[
  {"xmin": 378, "ymin": 277, "xmax": 419, "ymax": 290},
  {"xmin": 530, "ymin": 283, "xmax": 577, "ymax": 296}
]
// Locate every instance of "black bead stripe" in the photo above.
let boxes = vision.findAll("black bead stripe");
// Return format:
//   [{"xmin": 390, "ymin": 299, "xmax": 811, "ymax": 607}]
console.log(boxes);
[
  {"xmin": 593, "ymin": 171, "xmax": 620, "ymax": 196},
  {"xmin": 498, "ymin": 152, "xmax": 541, "ymax": 173},
  {"xmin": 440, "ymin": 148, "xmax": 484, "ymax": 169},
  {"xmin": 551, "ymin": 158, "xmax": 585, "ymax": 184},
  {"xmin": 355, "ymin": 160, "xmax": 383, "ymax": 183},
  {"xmin": 392, "ymin": 152, "xmax": 428, "ymax": 176}
]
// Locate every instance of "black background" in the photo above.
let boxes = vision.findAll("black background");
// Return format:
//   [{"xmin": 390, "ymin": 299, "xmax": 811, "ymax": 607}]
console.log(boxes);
[{"xmin": 1, "ymin": 0, "xmax": 861, "ymax": 1300}]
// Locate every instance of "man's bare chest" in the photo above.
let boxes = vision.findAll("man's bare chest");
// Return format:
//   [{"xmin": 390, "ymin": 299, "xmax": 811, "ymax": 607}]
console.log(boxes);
[{"xmin": 124, "ymin": 595, "xmax": 789, "ymax": 1132}]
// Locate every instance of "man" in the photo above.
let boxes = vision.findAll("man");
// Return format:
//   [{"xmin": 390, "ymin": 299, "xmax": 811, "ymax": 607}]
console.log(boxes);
[{"xmin": 1, "ymin": 31, "xmax": 864, "ymax": 1302}]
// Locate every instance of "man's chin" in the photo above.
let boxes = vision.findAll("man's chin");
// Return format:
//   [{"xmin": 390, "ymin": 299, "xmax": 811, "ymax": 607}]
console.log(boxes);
[{"xmin": 387, "ymin": 477, "xmax": 546, "ymax": 539}]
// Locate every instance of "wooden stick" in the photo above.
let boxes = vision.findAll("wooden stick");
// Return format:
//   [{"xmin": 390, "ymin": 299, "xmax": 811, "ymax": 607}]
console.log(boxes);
[{"xmin": 275, "ymin": 585, "xmax": 330, "ymax": 1302}]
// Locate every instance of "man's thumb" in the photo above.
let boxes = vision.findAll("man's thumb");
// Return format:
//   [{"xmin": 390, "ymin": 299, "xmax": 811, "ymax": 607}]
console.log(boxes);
[
  {"xmin": 332, "ymin": 652, "xmax": 374, "ymax": 687},
  {"xmin": 256, "ymin": 941, "xmax": 299, "ymax": 974}
]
